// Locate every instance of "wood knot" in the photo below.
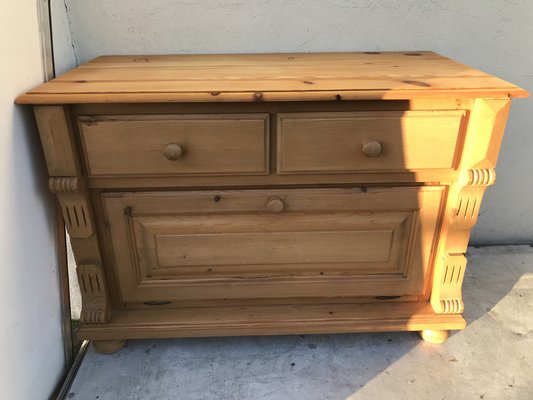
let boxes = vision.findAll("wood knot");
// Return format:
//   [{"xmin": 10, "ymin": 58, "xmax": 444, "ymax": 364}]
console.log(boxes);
[
  {"xmin": 210, "ymin": 91, "xmax": 221, "ymax": 96},
  {"xmin": 253, "ymin": 92, "xmax": 264, "ymax": 101},
  {"xmin": 402, "ymin": 80, "xmax": 431, "ymax": 87}
]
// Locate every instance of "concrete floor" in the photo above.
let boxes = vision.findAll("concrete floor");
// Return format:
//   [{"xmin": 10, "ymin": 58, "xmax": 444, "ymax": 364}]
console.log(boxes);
[{"xmin": 67, "ymin": 246, "xmax": 533, "ymax": 400}]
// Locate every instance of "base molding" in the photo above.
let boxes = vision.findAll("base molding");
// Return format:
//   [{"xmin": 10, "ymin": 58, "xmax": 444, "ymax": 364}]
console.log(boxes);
[{"xmin": 78, "ymin": 301, "xmax": 466, "ymax": 341}]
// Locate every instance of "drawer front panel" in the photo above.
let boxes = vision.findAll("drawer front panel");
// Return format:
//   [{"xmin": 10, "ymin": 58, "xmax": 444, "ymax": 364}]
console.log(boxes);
[
  {"xmin": 103, "ymin": 187, "xmax": 444, "ymax": 304},
  {"xmin": 277, "ymin": 111, "xmax": 466, "ymax": 174},
  {"xmin": 156, "ymin": 229, "xmax": 394, "ymax": 267},
  {"xmin": 79, "ymin": 114, "xmax": 269, "ymax": 177}
]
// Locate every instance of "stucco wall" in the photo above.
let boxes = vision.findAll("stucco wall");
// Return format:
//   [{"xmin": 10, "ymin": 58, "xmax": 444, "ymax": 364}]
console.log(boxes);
[
  {"xmin": 0, "ymin": 1, "xmax": 65, "ymax": 399},
  {"xmin": 53, "ymin": 0, "xmax": 533, "ymax": 244}
]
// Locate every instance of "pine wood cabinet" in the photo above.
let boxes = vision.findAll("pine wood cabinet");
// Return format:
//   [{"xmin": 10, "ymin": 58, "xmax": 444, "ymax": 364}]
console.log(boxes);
[{"xmin": 17, "ymin": 52, "xmax": 528, "ymax": 352}]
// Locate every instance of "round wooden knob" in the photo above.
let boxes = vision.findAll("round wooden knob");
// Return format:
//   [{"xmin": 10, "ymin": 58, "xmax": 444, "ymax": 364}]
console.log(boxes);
[
  {"xmin": 163, "ymin": 143, "xmax": 184, "ymax": 160},
  {"xmin": 361, "ymin": 140, "xmax": 382, "ymax": 157},
  {"xmin": 266, "ymin": 196, "xmax": 284, "ymax": 213}
]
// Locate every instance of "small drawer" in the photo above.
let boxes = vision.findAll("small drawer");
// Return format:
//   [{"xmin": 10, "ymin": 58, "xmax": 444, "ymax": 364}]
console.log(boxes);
[
  {"xmin": 277, "ymin": 111, "xmax": 466, "ymax": 174},
  {"xmin": 78, "ymin": 114, "xmax": 269, "ymax": 177}
]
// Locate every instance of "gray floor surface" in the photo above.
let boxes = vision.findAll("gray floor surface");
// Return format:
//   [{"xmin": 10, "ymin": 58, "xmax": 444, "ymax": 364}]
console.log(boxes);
[{"xmin": 68, "ymin": 245, "xmax": 533, "ymax": 400}]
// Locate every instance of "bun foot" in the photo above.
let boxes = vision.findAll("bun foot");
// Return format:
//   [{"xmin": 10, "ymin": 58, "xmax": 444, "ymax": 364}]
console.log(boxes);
[
  {"xmin": 92, "ymin": 339, "xmax": 127, "ymax": 354},
  {"xmin": 419, "ymin": 329, "xmax": 449, "ymax": 344}
]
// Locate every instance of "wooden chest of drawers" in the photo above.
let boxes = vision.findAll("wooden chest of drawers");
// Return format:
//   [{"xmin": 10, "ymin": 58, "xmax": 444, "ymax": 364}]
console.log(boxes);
[{"xmin": 17, "ymin": 52, "xmax": 527, "ymax": 352}]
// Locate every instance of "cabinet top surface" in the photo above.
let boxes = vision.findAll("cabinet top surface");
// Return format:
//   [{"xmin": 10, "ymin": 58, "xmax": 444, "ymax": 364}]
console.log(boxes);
[{"xmin": 16, "ymin": 52, "xmax": 528, "ymax": 104}]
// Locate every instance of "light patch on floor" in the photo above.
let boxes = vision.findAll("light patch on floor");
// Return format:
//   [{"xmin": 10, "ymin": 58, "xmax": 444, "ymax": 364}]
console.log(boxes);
[
  {"xmin": 67, "ymin": 233, "xmax": 81, "ymax": 320},
  {"xmin": 67, "ymin": 246, "xmax": 533, "ymax": 400}
]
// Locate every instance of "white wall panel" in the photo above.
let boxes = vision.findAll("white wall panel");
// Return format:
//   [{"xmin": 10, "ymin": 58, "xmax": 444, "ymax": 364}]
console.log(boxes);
[{"xmin": 0, "ymin": 1, "xmax": 65, "ymax": 399}]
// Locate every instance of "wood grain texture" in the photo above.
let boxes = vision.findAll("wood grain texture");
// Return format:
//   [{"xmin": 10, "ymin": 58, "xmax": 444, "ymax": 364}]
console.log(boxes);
[
  {"xmin": 70, "ymin": 100, "xmax": 468, "ymax": 188},
  {"xmin": 102, "ymin": 187, "xmax": 442, "ymax": 303},
  {"xmin": 277, "ymin": 111, "xmax": 466, "ymax": 174},
  {"xmin": 78, "ymin": 114, "xmax": 269, "ymax": 177},
  {"xmin": 34, "ymin": 106, "xmax": 77, "ymax": 175},
  {"xmin": 16, "ymin": 52, "xmax": 528, "ymax": 104},
  {"xmin": 35, "ymin": 106, "xmax": 112, "ymax": 324},
  {"xmin": 428, "ymin": 100, "xmax": 511, "ymax": 314},
  {"xmin": 23, "ymin": 53, "xmax": 525, "ymax": 346},
  {"xmin": 78, "ymin": 302, "xmax": 466, "ymax": 341}
]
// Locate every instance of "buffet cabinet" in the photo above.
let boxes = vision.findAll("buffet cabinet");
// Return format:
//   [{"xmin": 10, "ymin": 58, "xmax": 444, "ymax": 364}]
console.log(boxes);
[{"xmin": 17, "ymin": 52, "xmax": 527, "ymax": 353}]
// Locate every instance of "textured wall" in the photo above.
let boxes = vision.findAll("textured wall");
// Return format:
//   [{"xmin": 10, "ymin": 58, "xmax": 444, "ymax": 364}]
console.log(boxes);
[
  {"xmin": 1, "ymin": 1, "xmax": 65, "ymax": 399},
  {"xmin": 51, "ymin": 0, "xmax": 77, "ymax": 75},
  {"xmin": 54, "ymin": 0, "xmax": 533, "ymax": 244}
]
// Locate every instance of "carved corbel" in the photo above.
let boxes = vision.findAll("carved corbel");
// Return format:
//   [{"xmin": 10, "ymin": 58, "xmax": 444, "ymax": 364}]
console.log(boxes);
[
  {"xmin": 49, "ymin": 177, "xmax": 93, "ymax": 238},
  {"xmin": 450, "ymin": 168, "xmax": 496, "ymax": 230},
  {"xmin": 77, "ymin": 263, "xmax": 110, "ymax": 323},
  {"xmin": 431, "ymin": 253, "xmax": 467, "ymax": 314}
]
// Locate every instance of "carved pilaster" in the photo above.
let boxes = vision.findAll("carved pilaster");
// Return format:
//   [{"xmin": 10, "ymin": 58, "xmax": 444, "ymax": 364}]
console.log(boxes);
[
  {"xmin": 438, "ymin": 98, "xmax": 511, "ymax": 278},
  {"xmin": 35, "ymin": 106, "xmax": 111, "ymax": 325},
  {"xmin": 431, "ymin": 168, "xmax": 495, "ymax": 314},
  {"xmin": 78, "ymin": 263, "xmax": 110, "ymax": 323},
  {"xmin": 49, "ymin": 177, "xmax": 93, "ymax": 238}
]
